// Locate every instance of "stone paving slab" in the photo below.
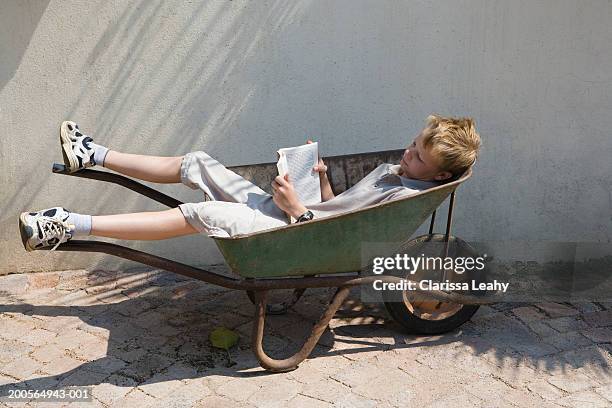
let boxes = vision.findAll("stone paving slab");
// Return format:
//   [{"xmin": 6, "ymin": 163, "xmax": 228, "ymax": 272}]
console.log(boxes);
[{"xmin": 0, "ymin": 268, "xmax": 610, "ymax": 407}]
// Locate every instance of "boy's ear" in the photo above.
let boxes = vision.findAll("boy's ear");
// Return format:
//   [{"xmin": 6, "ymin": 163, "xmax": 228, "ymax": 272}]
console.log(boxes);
[{"xmin": 434, "ymin": 171, "xmax": 453, "ymax": 181}]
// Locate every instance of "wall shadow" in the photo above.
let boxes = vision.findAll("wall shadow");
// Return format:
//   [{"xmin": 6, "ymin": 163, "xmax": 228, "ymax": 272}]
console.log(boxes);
[
  {"xmin": 2, "ymin": 0, "xmax": 315, "ymax": 274},
  {"xmin": 0, "ymin": 0, "xmax": 51, "ymax": 91}
]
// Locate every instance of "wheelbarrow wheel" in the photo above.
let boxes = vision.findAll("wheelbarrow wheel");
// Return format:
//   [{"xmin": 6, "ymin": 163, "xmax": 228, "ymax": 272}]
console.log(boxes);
[
  {"xmin": 381, "ymin": 234, "xmax": 483, "ymax": 335},
  {"xmin": 384, "ymin": 296, "xmax": 479, "ymax": 334}
]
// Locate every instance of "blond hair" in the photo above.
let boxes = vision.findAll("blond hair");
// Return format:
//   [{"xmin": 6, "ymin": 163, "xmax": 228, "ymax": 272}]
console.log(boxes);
[{"xmin": 421, "ymin": 114, "xmax": 481, "ymax": 176}]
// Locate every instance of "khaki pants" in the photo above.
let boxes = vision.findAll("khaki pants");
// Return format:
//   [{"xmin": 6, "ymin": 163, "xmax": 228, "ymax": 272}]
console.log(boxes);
[{"xmin": 178, "ymin": 151, "xmax": 288, "ymax": 237}]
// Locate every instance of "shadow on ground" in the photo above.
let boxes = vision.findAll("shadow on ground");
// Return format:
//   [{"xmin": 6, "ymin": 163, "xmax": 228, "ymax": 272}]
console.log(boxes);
[{"xmin": 0, "ymin": 268, "xmax": 610, "ymax": 397}]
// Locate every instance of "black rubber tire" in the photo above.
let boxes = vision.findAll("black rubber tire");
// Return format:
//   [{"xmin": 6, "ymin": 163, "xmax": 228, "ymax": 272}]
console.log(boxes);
[
  {"xmin": 381, "ymin": 234, "xmax": 484, "ymax": 334},
  {"xmin": 384, "ymin": 299, "xmax": 479, "ymax": 334}
]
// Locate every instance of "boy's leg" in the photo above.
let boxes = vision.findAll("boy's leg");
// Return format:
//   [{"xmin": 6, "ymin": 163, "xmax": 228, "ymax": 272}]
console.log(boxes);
[
  {"xmin": 60, "ymin": 120, "xmax": 183, "ymax": 184},
  {"xmin": 20, "ymin": 207, "xmax": 199, "ymax": 251},
  {"xmin": 61, "ymin": 121, "xmax": 265, "ymax": 200},
  {"xmin": 91, "ymin": 208, "xmax": 197, "ymax": 240},
  {"xmin": 20, "ymin": 201, "xmax": 287, "ymax": 252},
  {"xmin": 181, "ymin": 151, "xmax": 268, "ymax": 203},
  {"xmin": 103, "ymin": 151, "xmax": 184, "ymax": 184},
  {"xmin": 103, "ymin": 150, "xmax": 266, "ymax": 200}
]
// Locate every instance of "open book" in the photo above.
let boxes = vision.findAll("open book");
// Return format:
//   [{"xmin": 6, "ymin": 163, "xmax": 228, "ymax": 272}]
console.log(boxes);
[{"xmin": 277, "ymin": 142, "xmax": 322, "ymax": 222}]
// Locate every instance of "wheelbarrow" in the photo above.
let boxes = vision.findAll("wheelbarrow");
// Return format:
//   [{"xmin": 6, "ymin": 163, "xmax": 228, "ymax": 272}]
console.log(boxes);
[{"xmin": 48, "ymin": 148, "xmax": 494, "ymax": 372}]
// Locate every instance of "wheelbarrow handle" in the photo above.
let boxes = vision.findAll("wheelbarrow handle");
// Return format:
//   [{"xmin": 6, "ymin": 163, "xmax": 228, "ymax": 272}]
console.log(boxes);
[{"xmin": 52, "ymin": 163, "xmax": 184, "ymax": 208}]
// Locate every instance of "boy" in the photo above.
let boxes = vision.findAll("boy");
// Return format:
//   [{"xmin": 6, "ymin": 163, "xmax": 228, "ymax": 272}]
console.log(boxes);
[{"xmin": 19, "ymin": 115, "xmax": 480, "ymax": 251}]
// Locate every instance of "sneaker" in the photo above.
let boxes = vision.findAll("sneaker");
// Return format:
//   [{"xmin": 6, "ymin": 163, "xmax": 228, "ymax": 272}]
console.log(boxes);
[
  {"xmin": 60, "ymin": 120, "xmax": 96, "ymax": 173},
  {"xmin": 19, "ymin": 207, "xmax": 74, "ymax": 252}
]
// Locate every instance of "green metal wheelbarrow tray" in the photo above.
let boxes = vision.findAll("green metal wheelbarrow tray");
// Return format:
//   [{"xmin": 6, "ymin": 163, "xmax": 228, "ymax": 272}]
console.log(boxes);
[{"xmin": 50, "ymin": 148, "xmax": 495, "ymax": 372}]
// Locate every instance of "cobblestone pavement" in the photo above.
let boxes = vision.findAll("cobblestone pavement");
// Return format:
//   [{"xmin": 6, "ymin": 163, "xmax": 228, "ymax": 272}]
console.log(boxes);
[{"xmin": 0, "ymin": 268, "xmax": 610, "ymax": 407}]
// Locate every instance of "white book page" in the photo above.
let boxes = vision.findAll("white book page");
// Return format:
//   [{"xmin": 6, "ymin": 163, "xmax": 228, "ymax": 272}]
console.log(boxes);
[{"xmin": 277, "ymin": 142, "xmax": 322, "ymax": 211}]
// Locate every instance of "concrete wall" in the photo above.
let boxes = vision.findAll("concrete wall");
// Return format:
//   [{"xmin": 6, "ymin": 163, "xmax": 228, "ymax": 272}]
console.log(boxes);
[{"xmin": 1, "ymin": 0, "xmax": 611, "ymax": 275}]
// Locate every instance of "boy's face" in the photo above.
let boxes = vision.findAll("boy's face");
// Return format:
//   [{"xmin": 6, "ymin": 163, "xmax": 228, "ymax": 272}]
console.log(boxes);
[{"xmin": 398, "ymin": 131, "xmax": 453, "ymax": 181}]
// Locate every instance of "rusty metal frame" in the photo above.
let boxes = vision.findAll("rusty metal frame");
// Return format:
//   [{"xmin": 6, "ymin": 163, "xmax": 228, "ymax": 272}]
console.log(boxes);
[
  {"xmin": 42, "ymin": 240, "xmax": 494, "ymax": 303},
  {"xmin": 49, "ymin": 162, "xmax": 489, "ymax": 372},
  {"xmin": 52, "ymin": 163, "xmax": 184, "ymax": 208},
  {"xmin": 246, "ymin": 288, "xmax": 307, "ymax": 315},
  {"xmin": 251, "ymin": 288, "xmax": 351, "ymax": 372}
]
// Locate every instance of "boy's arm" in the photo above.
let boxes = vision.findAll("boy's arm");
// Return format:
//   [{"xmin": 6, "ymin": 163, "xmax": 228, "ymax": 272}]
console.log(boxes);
[
  {"xmin": 306, "ymin": 140, "xmax": 335, "ymax": 202},
  {"xmin": 318, "ymin": 168, "xmax": 335, "ymax": 202},
  {"xmin": 272, "ymin": 175, "xmax": 308, "ymax": 218}
]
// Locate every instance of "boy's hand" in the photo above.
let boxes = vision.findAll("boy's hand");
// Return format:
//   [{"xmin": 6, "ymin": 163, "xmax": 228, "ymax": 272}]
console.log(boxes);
[
  {"xmin": 313, "ymin": 158, "xmax": 327, "ymax": 174},
  {"xmin": 307, "ymin": 140, "xmax": 328, "ymax": 174},
  {"xmin": 307, "ymin": 139, "xmax": 335, "ymax": 202},
  {"xmin": 271, "ymin": 174, "xmax": 308, "ymax": 219}
]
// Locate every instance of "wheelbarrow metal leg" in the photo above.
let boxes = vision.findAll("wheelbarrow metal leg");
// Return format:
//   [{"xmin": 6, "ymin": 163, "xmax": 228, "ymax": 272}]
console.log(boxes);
[
  {"xmin": 246, "ymin": 288, "xmax": 307, "ymax": 315},
  {"xmin": 251, "ymin": 287, "xmax": 351, "ymax": 372}
]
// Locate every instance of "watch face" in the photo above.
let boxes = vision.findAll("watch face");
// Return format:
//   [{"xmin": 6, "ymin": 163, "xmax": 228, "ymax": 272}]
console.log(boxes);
[{"xmin": 298, "ymin": 210, "xmax": 314, "ymax": 222}]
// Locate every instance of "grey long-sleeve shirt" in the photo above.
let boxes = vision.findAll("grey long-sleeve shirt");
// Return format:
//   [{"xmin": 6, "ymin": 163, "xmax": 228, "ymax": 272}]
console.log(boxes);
[{"xmin": 308, "ymin": 164, "xmax": 440, "ymax": 219}]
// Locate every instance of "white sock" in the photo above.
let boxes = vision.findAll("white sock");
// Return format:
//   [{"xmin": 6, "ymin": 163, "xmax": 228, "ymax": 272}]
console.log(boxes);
[
  {"xmin": 67, "ymin": 212, "xmax": 92, "ymax": 237},
  {"xmin": 91, "ymin": 143, "xmax": 109, "ymax": 166}
]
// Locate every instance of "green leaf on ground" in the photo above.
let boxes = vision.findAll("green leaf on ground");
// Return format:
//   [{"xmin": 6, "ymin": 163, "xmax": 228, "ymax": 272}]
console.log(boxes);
[{"xmin": 209, "ymin": 326, "xmax": 240, "ymax": 350}]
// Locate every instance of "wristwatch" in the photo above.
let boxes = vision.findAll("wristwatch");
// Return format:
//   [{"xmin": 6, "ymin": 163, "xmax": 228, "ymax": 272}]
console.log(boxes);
[{"xmin": 296, "ymin": 210, "xmax": 314, "ymax": 223}]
